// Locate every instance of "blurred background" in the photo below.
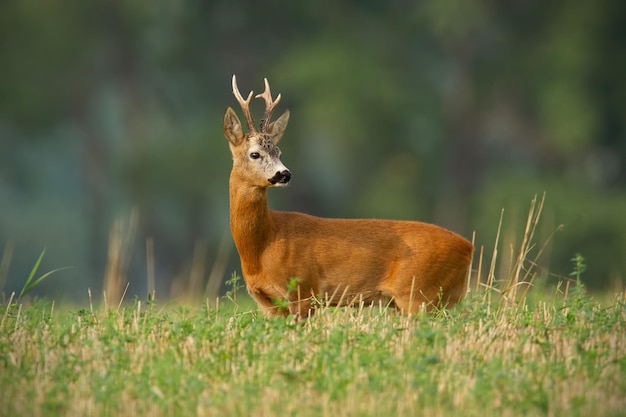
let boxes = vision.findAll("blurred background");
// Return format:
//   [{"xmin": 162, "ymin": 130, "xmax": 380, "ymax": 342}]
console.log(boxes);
[{"xmin": 1, "ymin": 0, "xmax": 625, "ymax": 303}]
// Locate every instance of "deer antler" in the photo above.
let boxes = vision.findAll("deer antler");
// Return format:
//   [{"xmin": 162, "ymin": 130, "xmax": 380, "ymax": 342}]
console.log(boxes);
[
  {"xmin": 255, "ymin": 78, "xmax": 282, "ymax": 133},
  {"xmin": 231, "ymin": 75, "xmax": 256, "ymax": 134}
]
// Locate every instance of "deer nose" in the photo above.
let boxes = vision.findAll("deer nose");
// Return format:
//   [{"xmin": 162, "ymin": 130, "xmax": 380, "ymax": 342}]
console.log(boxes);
[
  {"xmin": 269, "ymin": 170, "xmax": 291, "ymax": 185},
  {"xmin": 279, "ymin": 170, "xmax": 291, "ymax": 183}
]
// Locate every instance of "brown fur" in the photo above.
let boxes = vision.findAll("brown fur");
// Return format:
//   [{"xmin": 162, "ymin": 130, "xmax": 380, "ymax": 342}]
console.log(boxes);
[{"xmin": 223, "ymin": 77, "xmax": 473, "ymax": 318}]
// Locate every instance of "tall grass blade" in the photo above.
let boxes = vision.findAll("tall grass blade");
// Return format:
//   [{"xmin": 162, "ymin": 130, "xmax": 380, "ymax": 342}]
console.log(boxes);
[{"xmin": 17, "ymin": 248, "xmax": 72, "ymax": 302}]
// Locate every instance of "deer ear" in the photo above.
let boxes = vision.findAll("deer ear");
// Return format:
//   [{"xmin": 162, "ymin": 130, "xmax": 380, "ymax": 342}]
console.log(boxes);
[
  {"xmin": 223, "ymin": 107, "xmax": 245, "ymax": 146},
  {"xmin": 267, "ymin": 110, "xmax": 290, "ymax": 144}
]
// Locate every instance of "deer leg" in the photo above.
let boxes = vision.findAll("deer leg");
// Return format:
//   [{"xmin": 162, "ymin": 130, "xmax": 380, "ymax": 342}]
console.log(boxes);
[{"xmin": 248, "ymin": 287, "xmax": 282, "ymax": 317}]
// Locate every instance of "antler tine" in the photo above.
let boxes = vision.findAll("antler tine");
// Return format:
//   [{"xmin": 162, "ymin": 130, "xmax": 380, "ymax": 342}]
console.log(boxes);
[
  {"xmin": 255, "ymin": 78, "xmax": 282, "ymax": 133},
  {"xmin": 231, "ymin": 75, "xmax": 256, "ymax": 133}
]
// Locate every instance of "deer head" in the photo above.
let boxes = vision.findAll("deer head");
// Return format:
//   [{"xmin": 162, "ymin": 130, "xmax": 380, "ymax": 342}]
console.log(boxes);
[{"xmin": 223, "ymin": 75, "xmax": 291, "ymax": 188}]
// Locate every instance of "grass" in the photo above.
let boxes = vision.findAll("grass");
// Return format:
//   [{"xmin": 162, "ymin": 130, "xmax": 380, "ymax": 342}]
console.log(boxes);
[
  {"xmin": 1, "ymin": 194, "xmax": 625, "ymax": 416},
  {"xmin": 0, "ymin": 287, "xmax": 625, "ymax": 417}
]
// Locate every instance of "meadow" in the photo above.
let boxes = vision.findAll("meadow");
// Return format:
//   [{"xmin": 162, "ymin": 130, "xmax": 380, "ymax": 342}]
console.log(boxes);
[
  {"xmin": 1, "ymin": 196, "xmax": 625, "ymax": 417},
  {"xmin": 1, "ymin": 282, "xmax": 625, "ymax": 417}
]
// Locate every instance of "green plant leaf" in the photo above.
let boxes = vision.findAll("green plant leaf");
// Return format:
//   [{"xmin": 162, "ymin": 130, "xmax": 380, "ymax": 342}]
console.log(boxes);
[{"xmin": 17, "ymin": 248, "xmax": 72, "ymax": 301}]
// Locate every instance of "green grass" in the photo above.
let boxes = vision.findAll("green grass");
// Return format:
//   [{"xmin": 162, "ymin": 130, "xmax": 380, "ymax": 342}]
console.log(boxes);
[{"xmin": 1, "ymin": 285, "xmax": 625, "ymax": 417}]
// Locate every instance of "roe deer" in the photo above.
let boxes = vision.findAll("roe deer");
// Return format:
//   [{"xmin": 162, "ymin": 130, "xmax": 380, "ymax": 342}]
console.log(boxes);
[{"xmin": 223, "ymin": 75, "xmax": 473, "ymax": 318}]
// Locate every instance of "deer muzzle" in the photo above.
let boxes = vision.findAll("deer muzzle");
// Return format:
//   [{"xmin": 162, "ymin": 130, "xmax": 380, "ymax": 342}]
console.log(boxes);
[{"xmin": 269, "ymin": 170, "xmax": 291, "ymax": 185}]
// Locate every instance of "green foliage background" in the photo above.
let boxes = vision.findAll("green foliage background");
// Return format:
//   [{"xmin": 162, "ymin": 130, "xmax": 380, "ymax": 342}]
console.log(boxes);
[{"xmin": 1, "ymin": 0, "xmax": 625, "ymax": 298}]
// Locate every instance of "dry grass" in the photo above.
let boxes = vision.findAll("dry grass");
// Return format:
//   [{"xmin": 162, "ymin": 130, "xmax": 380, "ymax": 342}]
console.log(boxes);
[{"xmin": 1, "ymin": 287, "xmax": 625, "ymax": 417}]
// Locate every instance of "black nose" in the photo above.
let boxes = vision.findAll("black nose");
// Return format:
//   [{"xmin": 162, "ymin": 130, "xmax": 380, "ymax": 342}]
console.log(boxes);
[
  {"xmin": 269, "ymin": 170, "xmax": 291, "ymax": 185},
  {"xmin": 280, "ymin": 170, "xmax": 291, "ymax": 183}
]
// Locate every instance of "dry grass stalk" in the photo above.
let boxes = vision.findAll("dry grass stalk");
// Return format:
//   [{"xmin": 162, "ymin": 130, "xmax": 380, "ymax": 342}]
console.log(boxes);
[{"xmin": 102, "ymin": 210, "xmax": 138, "ymax": 308}]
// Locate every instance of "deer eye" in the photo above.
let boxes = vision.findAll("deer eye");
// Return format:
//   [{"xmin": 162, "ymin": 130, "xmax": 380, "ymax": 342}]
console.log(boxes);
[{"xmin": 250, "ymin": 152, "xmax": 261, "ymax": 160}]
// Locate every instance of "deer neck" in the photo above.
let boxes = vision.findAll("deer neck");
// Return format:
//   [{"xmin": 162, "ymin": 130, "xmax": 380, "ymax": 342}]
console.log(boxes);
[{"xmin": 229, "ymin": 174, "xmax": 274, "ymax": 273}]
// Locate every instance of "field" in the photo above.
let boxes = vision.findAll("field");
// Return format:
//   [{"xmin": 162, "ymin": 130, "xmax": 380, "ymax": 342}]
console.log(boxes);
[
  {"xmin": 1, "ymin": 282, "xmax": 625, "ymax": 417},
  {"xmin": 1, "ymin": 196, "xmax": 625, "ymax": 417}
]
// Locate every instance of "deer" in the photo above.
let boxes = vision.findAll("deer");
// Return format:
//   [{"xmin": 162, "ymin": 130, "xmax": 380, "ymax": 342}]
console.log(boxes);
[{"xmin": 223, "ymin": 75, "xmax": 473, "ymax": 319}]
